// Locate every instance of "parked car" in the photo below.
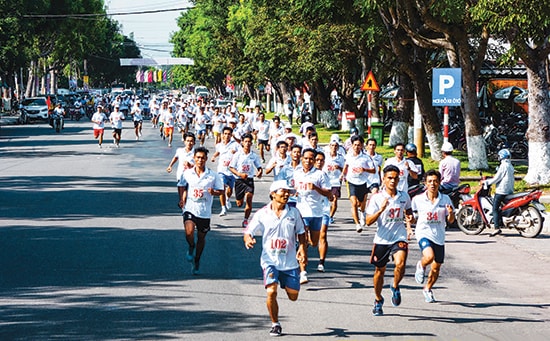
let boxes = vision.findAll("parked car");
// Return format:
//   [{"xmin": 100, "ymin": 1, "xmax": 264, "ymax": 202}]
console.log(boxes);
[{"xmin": 21, "ymin": 97, "xmax": 49, "ymax": 121}]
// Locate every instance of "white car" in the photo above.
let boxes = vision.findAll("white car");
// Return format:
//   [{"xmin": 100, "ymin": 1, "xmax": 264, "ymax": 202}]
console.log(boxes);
[{"xmin": 21, "ymin": 97, "xmax": 49, "ymax": 121}]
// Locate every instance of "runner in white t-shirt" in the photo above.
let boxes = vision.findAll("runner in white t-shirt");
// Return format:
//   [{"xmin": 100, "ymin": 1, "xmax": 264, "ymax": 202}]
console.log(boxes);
[
  {"xmin": 253, "ymin": 112, "xmax": 271, "ymax": 163},
  {"xmin": 167, "ymin": 132, "xmax": 196, "ymax": 195},
  {"xmin": 292, "ymin": 148, "xmax": 331, "ymax": 284},
  {"xmin": 365, "ymin": 164, "xmax": 414, "ymax": 316},
  {"xmin": 412, "ymin": 169, "xmax": 454, "ymax": 303},
  {"xmin": 243, "ymin": 180, "xmax": 307, "ymax": 337},
  {"xmin": 211, "ymin": 126, "xmax": 239, "ymax": 216},
  {"xmin": 179, "ymin": 147, "xmax": 224, "ymax": 275},
  {"xmin": 265, "ymin": 140, "xmax": 291, "ymax": 181},
  {"xmin": 109, "ymin": 105, "xmax": 125, "ymax": 147},
  {"xmin": 91, "ymin": 105, "xmax": 107, "ymax": 148},
  {"xmin": 228, "ymin": 133, "xmax": 263, "ymax": 228},
  {"xmin": 384, "ymin": 143, "xmax": 419, "ymax": 192},
  {"xmin": 341, "ymin": 135, "xmax": 375, "ymax": 233}
]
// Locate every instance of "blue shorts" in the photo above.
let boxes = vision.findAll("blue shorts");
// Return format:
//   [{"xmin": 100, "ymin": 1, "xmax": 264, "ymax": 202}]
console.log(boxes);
[
  {"xmin": 322, "ymin": 214, "xmax": 330, "ymax": 226},
  {"xmin": 220, "ymin": 173, "xmax": 235, "ymax": 189},
  {"xmin": 418, "ymin": 238, "xmax": 445, "ymax": 264},
  {"xmin": 302, "ymin": 216, "xmax": 322, "ymax": 232},
  {"xmin": 196, "ymin": 129, "xmax": 206, "ymax": 136},
  {"xmin": 263, "ymin": 266, "xmax": 300, "ymax": 291}
]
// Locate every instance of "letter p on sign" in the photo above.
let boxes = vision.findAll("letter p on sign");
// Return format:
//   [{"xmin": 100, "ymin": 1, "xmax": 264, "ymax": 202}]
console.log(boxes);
[{"xmin": 439, "ymin": 75, "xmax": 454, "ymax": 95}]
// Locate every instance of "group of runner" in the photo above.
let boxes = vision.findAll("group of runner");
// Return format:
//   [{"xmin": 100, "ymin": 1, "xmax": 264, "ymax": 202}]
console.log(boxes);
[{"xmin": 160, "ymin": 103, "xmax": 456, "ymax": 336}]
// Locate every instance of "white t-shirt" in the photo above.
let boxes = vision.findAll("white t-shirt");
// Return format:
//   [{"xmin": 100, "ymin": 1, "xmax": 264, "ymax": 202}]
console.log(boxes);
[
  {"xmin": 132, "ymin": 106, "xmax": 143, "ymax": 121},
  {"xmin": 245, "ymin": 204, "xmax": 305, "ymax": 271},
  {"xmin": 323, "ymin": 153, "xmax": 345, "ymax": 187},
  {"xmin": 229, "ymin": 149, "xmax": 262, "ymax": 178},
  {"xmin": 366, "ymin": 190, "xmax": 411, "ymax": 245},
  {"xmin": 162, "ymin": 111, "xmax": 176, "ymax": 128},
  {"xmin": 179, "ymin": 167, "xmax": 223, "ymax": 219},
  {"xmin": 109, "ymin": 111, "xmax": 124, "ymax": 129},
  {"xmin": 412, "ymin": 192, "xmax": 453, "ymax": 246},
  {"xmin": 91, "ymin": 112, "xmax": 107, "ymax": 129},
  {"xmin": 384, "ymin": 157, "xmax": 419, "ymax": 192},
  {"xmin": 215, "ymin": 140, "xmax": 239, "ymax": 175},
  {"xmin": 366, "ymin": 152, "xmax": 383, "ymax": 186},
  {"xmin": 293, "ymin": 167, "xmax": 330, "ymax": 217},
  {"xmin": 266, "ymin": 154, "xmax": 291, "ymax": 180},
  {"xmin": 345, "ymin": 152, "xmax": 373, "ymax": 185},
  {"xmin": 253, "ymin": 120, "xmax": 271, "ymax": 140},
  {"xmin": 173, "ymin": 148, "xmax": 195, "ymax": 183}
]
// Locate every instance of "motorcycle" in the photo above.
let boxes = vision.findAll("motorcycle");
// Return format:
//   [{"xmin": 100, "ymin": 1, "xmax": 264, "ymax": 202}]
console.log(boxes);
[
  {"xmin": 456, "ymin": 180, "xmax": 546, "ymax": 238},
  {"xmin": 441, "ymin": 184, "xmax": 472, "ymax": 210},
  {"xmin": 51, "ymin": 113, "xmax": 64, "ymax": 133}
]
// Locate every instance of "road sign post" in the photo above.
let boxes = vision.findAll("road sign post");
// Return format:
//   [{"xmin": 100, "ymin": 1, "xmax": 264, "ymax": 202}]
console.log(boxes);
[
  {"xmin": 361, "ymin": 71, "xmax": 380, "ymax": 138},
  {"xmin": 432, "ymin": 68, "xmax": 462, "ymax": 143}
]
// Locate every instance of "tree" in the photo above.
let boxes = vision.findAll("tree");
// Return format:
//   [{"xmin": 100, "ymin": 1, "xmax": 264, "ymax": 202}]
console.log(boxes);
[{"xmin": 472, "ymin": 0, "xmax": 550, "ymax": 184}]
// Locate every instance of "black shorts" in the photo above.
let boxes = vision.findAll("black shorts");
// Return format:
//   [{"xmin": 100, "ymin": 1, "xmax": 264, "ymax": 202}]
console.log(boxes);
[
  {"xmin": 183, "ymin": 211, "xmax": 211, "ymax": 233},
  {"xmin": 331, "ymin": 186, "xmax": 341, "ymax": 199},
  {"xmin": 349, "ymin": 182, "xmax": 368, "ymax": 201},
  {"xmin": 133, "ymin": 120, "xmax": 142, "ymax": 127},
  {"xmin": 235, "ymin": 178, "xmax": 254, "ymax": 201},
  {"xmin": 112, "ymin": 128, "xmax": 122, "ymax": 135},
  {"xmin": 258, "ymin": 139, "xmax": 269, "ymax": 146},
  {"xmin": 370, "ymin": 241, "xmax": 409, "ymax": 268}
]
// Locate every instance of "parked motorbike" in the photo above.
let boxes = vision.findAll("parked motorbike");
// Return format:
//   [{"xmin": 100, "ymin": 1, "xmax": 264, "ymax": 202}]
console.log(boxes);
[
  {"xmin": 441, "ymin": 184, "xmax": 472, "ymax": 210},
  {"xmin": 456, "ymin": 180, "xmax": 545, "ymax": 238}
]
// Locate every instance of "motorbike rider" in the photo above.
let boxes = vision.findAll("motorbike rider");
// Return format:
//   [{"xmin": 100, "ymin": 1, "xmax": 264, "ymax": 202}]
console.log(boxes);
[
  {"xmin": 52, "ymin": 103, "xmax": 65, "ymax": 129},
  {"xmin": 482, "ymin": 149, "xmax": 515, "ymax": 237},
  {"xmin": 439, "ymin": 142, "xmax": 461, "ymax": 192}
]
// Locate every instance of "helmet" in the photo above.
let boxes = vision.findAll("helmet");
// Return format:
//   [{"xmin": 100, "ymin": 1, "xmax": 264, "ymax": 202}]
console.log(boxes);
[
  {"xmin": 498, "ymin": 149, "xmax": 511, "ymax": 161},
  {"xmin": 441, "ymin": 142, "xmax": 454, "ymax": 153},
  {"xmin": 405, "ymin": 143, "xmax": 417, "ymax": 153},
  {"xmin": 350, "ymin": 127, "xmax": 358, "ymax": 135}
]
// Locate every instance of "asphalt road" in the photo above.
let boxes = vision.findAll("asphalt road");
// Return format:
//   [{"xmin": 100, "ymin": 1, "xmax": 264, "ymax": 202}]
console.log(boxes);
[{"xmin": 1, "ymin": 120, "xmax": 550, "ymax": 340}]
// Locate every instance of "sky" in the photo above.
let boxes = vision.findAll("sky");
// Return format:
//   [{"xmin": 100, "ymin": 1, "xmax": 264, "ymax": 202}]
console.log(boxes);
[{"xmin": 105, "ymin": 0, "xmax": 192, "ymax": 59}]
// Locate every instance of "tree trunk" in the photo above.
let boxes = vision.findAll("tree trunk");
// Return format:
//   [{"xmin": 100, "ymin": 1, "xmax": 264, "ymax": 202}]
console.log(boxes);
[
  {"xmin": 389, "ymin": 74, "xmax": 413, "ymax": 146},
  {"xmin": 523, "ymin": 61, "xmax": 550, "ymax": 184},
  {"xmin": 457, "ymin": 35, "xmax": 488, "ymax": 170}
]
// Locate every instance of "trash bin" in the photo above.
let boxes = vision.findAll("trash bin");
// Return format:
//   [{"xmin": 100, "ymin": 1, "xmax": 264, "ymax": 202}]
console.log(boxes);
[{"xmin": 371, "ymin": 122, "xmax": 384, "ymax": 146}]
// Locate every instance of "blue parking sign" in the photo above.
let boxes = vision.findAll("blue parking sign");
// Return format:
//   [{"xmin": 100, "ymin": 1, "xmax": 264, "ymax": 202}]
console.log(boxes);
[{"xmin": 432, "ymin": 68, "xmax": 462, "ymax": 106}]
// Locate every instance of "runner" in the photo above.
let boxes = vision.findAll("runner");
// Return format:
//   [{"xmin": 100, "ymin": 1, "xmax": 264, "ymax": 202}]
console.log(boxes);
[
  {"xmin": 314, "ymin": 151, "xmax": 334, "ymax": 272},
  {"xmin": 211, "ymin": 126, "xmax": 239, "ymax": 216},
  {"xmin": 91, "ymin": 105, "xmax": 107, "ymax": 148},
  {"xmin": 293, "ymin": 148, "xmax": 332, "ymax": 284},
  {"xmin": 109, "ymin": 104, "xmax": 125, "ymax": 147},
  {"xmin": 253, "ymin": 112, "xmax": 271, "ymax": 163},
  {"xmin": 162, "ymin": 105, "xmax": 177, "ymax": 147},
  {"xmin": 265, "ymin": 140, "xmax": 291, "ymax": 181},
  {"xmin": 228, "ymin": 133, "xmax": 263, "ymax": 228},
  {"xmin": 243, "ymin": 180, "xmax": 307, "ymax": 337},
  {"xmin": 412, "ymin": 169, "xmax": 454, "ymax": 303},
  {"xmin": 323, "ymin": 138, "xmax": 345, "ymax": 224},
  {"xmin": 365, "ymin": 138, "xmax": 383, "ymax": 194},
  {"xmin": 131, "ymin": 100, "xmax": 143, "ymax": 140},
  {"xmin": 365, "ymin": 165, "xmax": 414, "ymax": 316},
  {"xmin": 167, "ymin": 132, "xmax": 196, "ymax": 195},
  {"xmin": 178, "ymin": 147, "xmax": 224, "ymax": 275},
  {"xmin": 341, "ymin": 135, "xmax": 375, "ymax": 232},
  {"xmin": 384, "ymin": 143, "xmax": 419, "ymax": 192}
]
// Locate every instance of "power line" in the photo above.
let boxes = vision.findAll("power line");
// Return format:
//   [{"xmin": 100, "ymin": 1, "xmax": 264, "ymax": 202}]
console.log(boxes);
[{"xmin": 22, "ymin": 7, "xmax": 193, "ymax": 19}]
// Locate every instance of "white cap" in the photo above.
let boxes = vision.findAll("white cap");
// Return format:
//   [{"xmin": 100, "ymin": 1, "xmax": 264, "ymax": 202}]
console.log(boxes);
[
  {"xmin": 441, "ymin": 142, "xmax": 454, "ymax": 152},
  {"xmin": 330, "ymin": 134, "xmax": 340, "ymax": 144},
  {"xmin": 285, "ymin": 123, "xmax": 292, "ymax": 129},
  {"xmin": 269, "ymin": 180, "xmax": 294, "ymax": 192}
]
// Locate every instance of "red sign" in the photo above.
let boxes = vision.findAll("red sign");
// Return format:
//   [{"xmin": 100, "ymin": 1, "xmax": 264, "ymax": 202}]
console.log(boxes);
[
  {"xmin": 361, "ymin": 70, "xmax": 380, "ymax": 92},
  {"xmin": 345, "ymin": 111, "xmax": 356, "ymax": 120}
]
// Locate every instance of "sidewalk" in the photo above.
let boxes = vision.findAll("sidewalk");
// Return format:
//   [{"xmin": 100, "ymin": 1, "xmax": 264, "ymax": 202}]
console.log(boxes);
[{"xmin": 0, "ymin": 112, "xmax": 20, "ymax": 126}]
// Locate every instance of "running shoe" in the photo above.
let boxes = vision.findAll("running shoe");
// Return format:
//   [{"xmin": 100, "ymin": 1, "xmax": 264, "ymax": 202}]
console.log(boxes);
[
  {"xmin": 242, "ymin": 219, "xmax": 249, "ymax": 229},
  {"xmin": 186, "ymin": 247, "xmax": 194, "ymax": 263},
  {"xmin": 423, "ymin": 289, "xmax": 436, "ymax": 303},
  {"xmin": 300, "ymin": 271, "xmax": 308, "ymax": 284},
  {"xmin": 226, "ymin": 201, "xmax": 232, "ymax": 210},
  {"xmin": 329, "ymin": 217, "xmax": 334, "ymax": 224},
  {"xmin": 372, "ymin": 297, "xmax": 384, "ymax": 316},
  {"xmin": 391, "ymin": 286, "xmax": 402, "ymax": 306},
  {"xmin": 359, "ymin": 210, "xmax": 365, "ymax": 227},
  {"xmin": 415, "ymin": 260, "xmax": 426, "ymax": 284},
  {"xmin": 168, "ymin": 143, "xmax": 172, "ymax": 147},
  {"xmin": 269, "ymin": 324, "xmax": 282, "ymax": 337},
  {"xmin": 355, "ymin": 224, "xmax": 363, "ymax": 233},
  {"xmin": 317, "ymin": 264, "xmax": 325, "ymax": 273},
  {"xmin": 192, "ymin": 262, "xmax": 200, "ymax": 275},
  {"xmin": 219, "ymin": 207, "xmax": 227, "ymax": 217}
]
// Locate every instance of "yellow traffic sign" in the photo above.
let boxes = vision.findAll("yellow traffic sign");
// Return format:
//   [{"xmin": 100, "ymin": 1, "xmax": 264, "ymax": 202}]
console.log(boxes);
[{"xmin": 361, "ymin": 70, "xmax": 380, "ymax": 91}]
